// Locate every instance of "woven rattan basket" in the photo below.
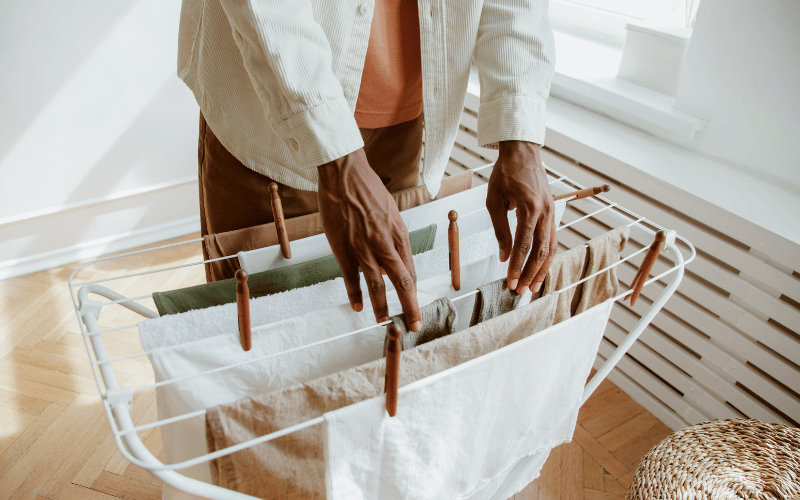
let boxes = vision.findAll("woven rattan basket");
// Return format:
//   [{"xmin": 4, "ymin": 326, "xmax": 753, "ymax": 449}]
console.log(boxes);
[{"xmin": 627, "ymin": 418, "xmax": 800, "ymax": 500}]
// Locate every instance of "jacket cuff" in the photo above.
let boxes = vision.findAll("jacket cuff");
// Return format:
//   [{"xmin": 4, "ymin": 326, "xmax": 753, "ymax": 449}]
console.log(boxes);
[
  {"xmin": 477, "ymin": 96, "xmax": 547, "ymax": 149},
  {"xmin": 272, "ymin": 97, "xmax": 364, "ymax": 170}
]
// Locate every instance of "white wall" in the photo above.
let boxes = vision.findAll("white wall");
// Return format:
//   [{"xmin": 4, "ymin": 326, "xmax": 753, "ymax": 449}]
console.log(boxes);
[
  {"xmin": 676, "ymin": 0, "xmax": 800, "ymax": 191},
  {"xmin": 0, "ymin": 0, "xmax": 201, "ymax": 279}
]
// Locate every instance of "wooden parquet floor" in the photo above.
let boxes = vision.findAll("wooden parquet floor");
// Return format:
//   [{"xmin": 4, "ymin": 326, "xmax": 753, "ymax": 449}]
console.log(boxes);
[{"xmin": 0, "ymin": 233, "xmax": 673, "ymax": 500}]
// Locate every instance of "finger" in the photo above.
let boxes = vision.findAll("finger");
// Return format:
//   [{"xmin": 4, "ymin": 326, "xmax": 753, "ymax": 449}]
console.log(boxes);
[
  {"xmin": 530, "ymin": 220, "xmax": 559, "ymax": 294},
  {"xmin": 335, "ymin": 250, "xmax": 364, "ymax": 312},
  {"xmin": 486, "ymin": 192, "xmax": 512, "ymax": 262},
  {"xmin": 519, "ymin": 211, "xmax": 557, "ymax": 295},
  {"xmin": 392, "ymin": 226, "xmax": 418, "ymax": 285},
  {"xmin": 507, "ymin": 206, "xmax": 534, "ymax": 291},
  {"xmin": 359, "ymin": 255, "xmax": 391, "ymax": 323},
  {"xmin": 516, "ymin": 206, "xmax": 551, "ymax": 293},
  {"xmin": 386, "ymin": 238, "xmax": 421, "ymax": 332}
]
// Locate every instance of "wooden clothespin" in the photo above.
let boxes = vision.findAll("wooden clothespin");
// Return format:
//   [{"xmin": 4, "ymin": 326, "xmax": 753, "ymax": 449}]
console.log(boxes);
[
  {"xmin": 269, "ymin": 182, "xmax": 292, "ymax": 259},
  {"xmin": 628, "ymin": 230, "xmax": 666, "ymax": 306},
  {"xmin": 384, "ymin": 323, "xmax": 402, "ymax": 417},
  {"xmin": 448, "ymin": 210, "xmax": 461, "ymax": 291},
  {"xmin": 235, "ymin": 269, "xmax": 252, "ymax": 351},
  {"xmin": 554, "ymin": 184, "xmax": 610, "ymax": 202}
]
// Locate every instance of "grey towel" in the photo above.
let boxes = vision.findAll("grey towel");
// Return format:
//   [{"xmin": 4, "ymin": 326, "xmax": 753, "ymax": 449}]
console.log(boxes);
[
  {"xmin": 469, "ymin": 278, "xmax": 522, "ymax": 326},
  {"xmin": 385, "ymin": 297, "xmax": 458, "ymax": 353}
]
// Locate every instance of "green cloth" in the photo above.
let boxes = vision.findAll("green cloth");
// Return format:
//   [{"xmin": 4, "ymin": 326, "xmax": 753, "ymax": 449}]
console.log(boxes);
[{"xmin": 153, "ymin": 224, "xmax": 437, "ymax": 316}]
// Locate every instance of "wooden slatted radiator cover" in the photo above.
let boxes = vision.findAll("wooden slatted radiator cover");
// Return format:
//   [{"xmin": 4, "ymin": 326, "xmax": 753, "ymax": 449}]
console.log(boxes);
[{"xmin": 437, "ymin": 92, "xmax": 800, "ymax": 430}]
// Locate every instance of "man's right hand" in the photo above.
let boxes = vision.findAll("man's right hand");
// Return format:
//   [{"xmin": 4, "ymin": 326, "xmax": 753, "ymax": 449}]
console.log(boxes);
[{"xmin": 317, "ymin": 149, "xmax": 422, "ymax": 332}]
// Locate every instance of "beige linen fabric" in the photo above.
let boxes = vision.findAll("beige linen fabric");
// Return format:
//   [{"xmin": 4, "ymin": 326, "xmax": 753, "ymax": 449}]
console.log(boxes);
[
  {"xmin": 205, "ymin": 293, "xmax": 558, "ymax": 499},
  {"xmin": 541, "ymin": 244, "xmax": 588, "ymax": 324},
  {"xmin": 574, "ymin": 226, "xmax": 630, "ymax": 315},
  {"xmin": 542, "ymin": 226, "xmax": 630, "ymax": 324}
]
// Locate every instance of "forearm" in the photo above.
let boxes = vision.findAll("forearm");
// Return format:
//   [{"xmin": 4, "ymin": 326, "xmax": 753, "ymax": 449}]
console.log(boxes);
[
  {"xmin": 218, "ymin": 0, "xmax": 363, "ymax": 168},
  {"xmin": 473, "ymin": 0, "xmax": 555, "ymax": 148}
]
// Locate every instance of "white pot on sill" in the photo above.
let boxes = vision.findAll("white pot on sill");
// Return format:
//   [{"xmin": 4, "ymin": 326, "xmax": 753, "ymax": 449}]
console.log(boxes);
[{"xmin": 617, "ymin": 24, "xmax": 692, "ymax": 97}]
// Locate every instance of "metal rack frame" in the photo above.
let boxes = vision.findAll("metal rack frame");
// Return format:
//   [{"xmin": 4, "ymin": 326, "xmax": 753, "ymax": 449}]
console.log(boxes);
[{"xmin": 68, "ymin": 163, "xmax": 695, "ymax": 499}]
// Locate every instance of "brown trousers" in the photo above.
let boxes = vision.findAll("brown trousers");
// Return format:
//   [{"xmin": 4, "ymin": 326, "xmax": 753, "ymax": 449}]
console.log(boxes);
[{"xmin": 198, "ymin": 113, "xmax": 424, "ymax": 239}]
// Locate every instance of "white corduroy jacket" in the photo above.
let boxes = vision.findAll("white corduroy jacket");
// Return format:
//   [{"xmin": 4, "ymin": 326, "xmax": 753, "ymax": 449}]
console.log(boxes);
[{"xmin": 178, "ymin": 0, "xmax": 555, "ymax": 196}]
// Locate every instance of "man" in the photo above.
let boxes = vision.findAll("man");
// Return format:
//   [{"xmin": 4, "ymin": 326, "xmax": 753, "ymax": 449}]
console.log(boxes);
[{"xmin": 178, "ymin": 0, "xmax": 557, "ymax": 333}]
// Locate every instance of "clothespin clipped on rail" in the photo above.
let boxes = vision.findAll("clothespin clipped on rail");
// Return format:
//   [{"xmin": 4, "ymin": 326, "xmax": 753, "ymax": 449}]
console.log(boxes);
[
  {"xmin": 628, "ymin": 230, "xmax": 666, "ymax": 306},
  {"xmin": 384, "ymin": 323, "xmax": 402, "ymax": 417},
  {"xmin": 235, "ymin": 270, "xmax": 252, "ymax": 351},
  {"xmin": 448, "ymin": 210, "xmax": 461, "ymax": 291},
  {"xmin": 554, "ymin": 184, "xmax": 610, "ymax": 202},
  {"xmin": 269, "ymin": 182, "xmax": 292, "ymax": 259}
]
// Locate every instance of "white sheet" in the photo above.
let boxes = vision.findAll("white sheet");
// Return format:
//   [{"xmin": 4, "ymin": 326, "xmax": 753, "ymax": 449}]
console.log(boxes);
[{"xmin": 324, "ymin": 299, "xmax": 614, "ymax": 500}]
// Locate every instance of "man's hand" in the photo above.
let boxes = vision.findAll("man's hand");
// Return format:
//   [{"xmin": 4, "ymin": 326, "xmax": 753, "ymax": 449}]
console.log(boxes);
[
  {"xmin": 487, "ymin": 141, "xmax": 558, "ymax": 295},
  {"xmin": 317, "ymin": 149, "xmax": 422, "ymax": 332}
]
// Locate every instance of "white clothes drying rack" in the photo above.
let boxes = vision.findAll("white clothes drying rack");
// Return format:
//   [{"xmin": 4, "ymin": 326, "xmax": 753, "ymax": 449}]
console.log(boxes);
[{"xmin": 68, "ymin": 163, "xmax": 695, "ymax": 500}]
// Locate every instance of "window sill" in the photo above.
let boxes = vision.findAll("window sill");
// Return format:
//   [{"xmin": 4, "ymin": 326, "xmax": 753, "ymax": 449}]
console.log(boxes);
[
  {"xmin": 550, "ymin": 73, "xmax": 706, "ymax": 141},
  {"xmin": 542, "ymin": 96, "xmax": 800, "ymax": 248},
  {"xmin": 466, "ymin": 30, "xmax": 799, "ymax": 247},
  {"xmin": 549, "ymin": 29, "xmax": 706, "ymax": 142}
]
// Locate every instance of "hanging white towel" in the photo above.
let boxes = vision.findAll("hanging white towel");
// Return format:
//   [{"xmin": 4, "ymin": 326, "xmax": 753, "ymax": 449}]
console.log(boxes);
[{"xmin": 323, "ymin": 299, "xmax": 614, "ymax": 500}]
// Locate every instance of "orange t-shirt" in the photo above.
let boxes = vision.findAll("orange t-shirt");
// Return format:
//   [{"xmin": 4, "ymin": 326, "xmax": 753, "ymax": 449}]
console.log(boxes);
[{"xmin": 354, "ymin": 0, "xmax": 423, "ymax": 129}]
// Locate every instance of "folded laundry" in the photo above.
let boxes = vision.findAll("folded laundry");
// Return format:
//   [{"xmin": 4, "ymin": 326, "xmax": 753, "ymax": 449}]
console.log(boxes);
[
  {"xmin": 153, "ymin": 224, "xmax": 436, "ymax": 316},
  {"xmin": 204, "ymin": 294, "xmax": 561, "ymax": 499},
  {"xmin": 386, "ymin": 297, "xmax": 458, "ymax": 352},
  {"xmin": 203, "ymin": 171, "xmax": 474, "ymax": 281}
]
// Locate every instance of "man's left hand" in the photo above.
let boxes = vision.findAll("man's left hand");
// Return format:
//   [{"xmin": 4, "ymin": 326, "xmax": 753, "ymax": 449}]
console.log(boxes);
[{"xmin": 486, "ymin": 141, "xmax": 558, "ymax": 295}]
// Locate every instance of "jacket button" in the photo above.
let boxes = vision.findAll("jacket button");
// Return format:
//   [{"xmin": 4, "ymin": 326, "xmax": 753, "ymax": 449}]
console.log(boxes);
[
  {"xmin": 358, "ymin": 3, "xmax": 369, "ymax": 15},
  {"xmin": 287, "ymin": 138, "xmax": 299, "ymax": 151}
]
